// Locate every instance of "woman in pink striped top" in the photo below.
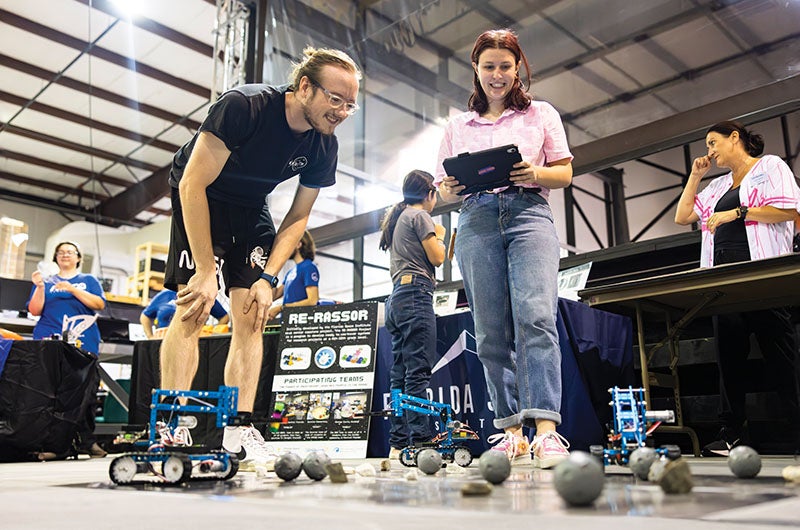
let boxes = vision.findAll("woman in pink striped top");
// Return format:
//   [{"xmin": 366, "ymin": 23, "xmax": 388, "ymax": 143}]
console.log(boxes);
[{"xmin": 675, "ymin": 120, "xmax": 800, "ymax": 456}]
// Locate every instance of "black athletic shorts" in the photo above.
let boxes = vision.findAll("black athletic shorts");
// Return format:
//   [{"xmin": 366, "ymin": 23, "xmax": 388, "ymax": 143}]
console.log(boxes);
[{"xmin": 164, "ymin": 187, "xmax": 276, "ymax": 294}]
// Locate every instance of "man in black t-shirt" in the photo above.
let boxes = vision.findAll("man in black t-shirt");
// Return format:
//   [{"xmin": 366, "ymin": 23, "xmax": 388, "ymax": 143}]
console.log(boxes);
[{"xmin": 161, "ymin": 47, "xmax": 361, "ymax": 470}]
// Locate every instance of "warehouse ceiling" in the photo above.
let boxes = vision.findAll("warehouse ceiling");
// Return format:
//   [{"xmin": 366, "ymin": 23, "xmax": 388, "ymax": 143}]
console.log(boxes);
[{"xmin": 0, "ymin": 0, "xmax": 798, "ymax": 229}]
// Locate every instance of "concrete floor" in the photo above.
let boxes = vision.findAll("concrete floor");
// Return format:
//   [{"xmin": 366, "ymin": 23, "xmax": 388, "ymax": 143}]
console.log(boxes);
[{"xmin": 3, "ymin": 455, "xmax": 800, "ymax": 529}]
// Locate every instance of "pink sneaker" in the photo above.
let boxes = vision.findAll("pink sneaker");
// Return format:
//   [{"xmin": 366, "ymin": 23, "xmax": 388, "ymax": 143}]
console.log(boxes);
[
  {"xmin": 487, "ymin": 432, "xmax": 531, "ymax": 464},
  {"xmin": 531, "ymin": 431, "xmax": 570, "ymax": 469}
]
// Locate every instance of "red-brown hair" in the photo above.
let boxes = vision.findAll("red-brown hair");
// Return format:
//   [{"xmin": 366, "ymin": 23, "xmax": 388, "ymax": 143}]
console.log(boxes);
[{"xmin": 468, "ymin": 29, "xmax": 532, "ymax": 114}]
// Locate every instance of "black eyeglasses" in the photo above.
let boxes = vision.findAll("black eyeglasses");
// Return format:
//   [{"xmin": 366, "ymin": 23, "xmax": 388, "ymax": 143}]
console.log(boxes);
[
  {"xmin": 56, "ymin": 250, "xmax": 77, "ymax": 256},
  {"xmin": 309, "ymin": 79, "xmax": 359, "ymax": 115}
]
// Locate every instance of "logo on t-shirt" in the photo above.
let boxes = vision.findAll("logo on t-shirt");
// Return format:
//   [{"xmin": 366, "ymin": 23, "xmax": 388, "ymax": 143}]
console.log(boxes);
[
  {"xmin": 249, "ymin": 246, "xmax": 267, "ymax": 269},
  {"xmin": 50, "ymin": 281, "xmax": 87, "ymax": 293},
  {"xmin": 289, "ymin": 156, "xmax": 308, "ymax": 173}
]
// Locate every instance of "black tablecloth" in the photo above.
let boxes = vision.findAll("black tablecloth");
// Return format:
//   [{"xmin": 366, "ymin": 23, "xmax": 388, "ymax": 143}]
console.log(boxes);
[{"xmin": 0, "ymin": 339, "xmax": 99, "ymax": 461}]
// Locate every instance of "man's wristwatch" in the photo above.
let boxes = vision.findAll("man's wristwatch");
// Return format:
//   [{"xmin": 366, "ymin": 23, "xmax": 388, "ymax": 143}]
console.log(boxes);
[
  {"xmin": 737, "ymin": 205, "xmax": 749, "ymax": 219},
  {"xmin": 259, "ymin": 272, "xmax": 279, "ymax": 288}
]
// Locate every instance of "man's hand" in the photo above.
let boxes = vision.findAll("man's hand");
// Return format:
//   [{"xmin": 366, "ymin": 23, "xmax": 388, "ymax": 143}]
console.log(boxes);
[
  {"xmin": 177, "ymin": 271, "xmax": 219, "ymax": 325},
  {"xmin": 242, "ymin": 278, "xmax": 274, "ymax": 332}
]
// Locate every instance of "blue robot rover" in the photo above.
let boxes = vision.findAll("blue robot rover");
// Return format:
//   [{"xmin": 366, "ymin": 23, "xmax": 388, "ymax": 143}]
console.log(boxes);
[
  {"xmin": 589, "ymin": 386, "xmax": 681, "ymax": 466},
  {"xmin": 384, "ymin": 389, "xmax": 480, "ymax": 468},
  {"xmin": 108, "ymin": 386, "xmax": 243, "ymax": 485}
]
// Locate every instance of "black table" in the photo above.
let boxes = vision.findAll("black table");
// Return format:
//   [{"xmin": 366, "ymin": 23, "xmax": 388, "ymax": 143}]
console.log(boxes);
[{"xmin": 579, "ymin": 252, "xmax": 800, "ymax": 456}]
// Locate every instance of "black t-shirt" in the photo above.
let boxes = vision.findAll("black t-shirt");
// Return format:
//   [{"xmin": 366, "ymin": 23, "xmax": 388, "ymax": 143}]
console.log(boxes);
[
  {"xmin": 169, "ymin": 84, "xmax": 338, "ymax": 207},
  {"xmin": 713, "ymin": 186, "xmax": 749, "ymax": 252}
]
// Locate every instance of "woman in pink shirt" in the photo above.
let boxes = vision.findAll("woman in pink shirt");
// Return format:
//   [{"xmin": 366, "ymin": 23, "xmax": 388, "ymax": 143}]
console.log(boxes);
[
  {"xmin": 437, "ymin": 29, "xmax": 572, "ymax": 468},
  {"xmin": 675, "ymin": 120, "xmax": 800, "ymax": 456}
]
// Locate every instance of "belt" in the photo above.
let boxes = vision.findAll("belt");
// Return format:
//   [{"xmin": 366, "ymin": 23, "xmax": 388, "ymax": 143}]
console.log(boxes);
[{"xmin": 490, "ymin": 186, "xmax": 542, "ymax": 195}]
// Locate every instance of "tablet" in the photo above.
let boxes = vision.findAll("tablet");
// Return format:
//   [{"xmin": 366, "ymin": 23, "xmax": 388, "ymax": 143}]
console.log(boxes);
[{"xmin": 442, "ymin": 144, "xmax": 522, "ymax": 195}]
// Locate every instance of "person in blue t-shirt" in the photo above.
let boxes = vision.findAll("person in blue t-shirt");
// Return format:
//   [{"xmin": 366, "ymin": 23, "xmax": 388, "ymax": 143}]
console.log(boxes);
[
  {"xmin": 27, "ymin": 240, "xmax": 107, "ymax": 458},
  {"xmin": 140, "ymin": 288, "xmax": 230, "ymax": 339},
  {"xmin": 268, "ymin": 230, "xmax": 320, "ymax": 321},
  {"xmin": 27, "ymin": 241, "xmax": 106, "ymax": 355}
]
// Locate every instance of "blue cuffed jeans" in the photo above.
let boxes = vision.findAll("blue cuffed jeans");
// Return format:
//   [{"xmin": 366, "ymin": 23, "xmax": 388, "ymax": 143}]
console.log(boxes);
[
  {"xmin": 455, "ymin": 188, "xmax": 562, "ymax": 429},
  {"xmin": 385, "ymin": 274, "xmax": 436, "ymax": 447}
]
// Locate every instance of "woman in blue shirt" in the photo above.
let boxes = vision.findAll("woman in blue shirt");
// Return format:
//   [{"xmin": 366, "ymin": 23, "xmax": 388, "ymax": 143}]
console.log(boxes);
[
  {"xmin": 27, "ymin": 241, "xmax": 107, "ymax": 458},
  {"xmin": 28, "ymin": 241, "xmax": 106, "ymax": 354},
  {"xmin": 268, "ymin": 231, "xmax": 320, "ymax": 320}
]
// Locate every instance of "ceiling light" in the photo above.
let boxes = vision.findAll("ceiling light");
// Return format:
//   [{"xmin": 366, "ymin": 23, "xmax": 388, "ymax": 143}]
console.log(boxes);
[{"xmin": 109, "ymin": 0, "xmax": 143, "ymax": 19}]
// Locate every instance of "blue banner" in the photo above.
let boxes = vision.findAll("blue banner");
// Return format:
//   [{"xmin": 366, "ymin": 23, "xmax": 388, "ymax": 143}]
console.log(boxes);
[{"xmin": 368, "ymin": 298, "xmax": 633, "ymax": 458}]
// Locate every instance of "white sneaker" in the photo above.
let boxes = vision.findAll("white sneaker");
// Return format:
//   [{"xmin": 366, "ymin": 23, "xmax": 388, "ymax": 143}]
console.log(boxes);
[
  {"xmin": 224, "ymin": 425, "xmax": 277, "ymax": 471},
  {"xmin": 222, "ymin": 426, "xmax": 243, "ymax": 453}
]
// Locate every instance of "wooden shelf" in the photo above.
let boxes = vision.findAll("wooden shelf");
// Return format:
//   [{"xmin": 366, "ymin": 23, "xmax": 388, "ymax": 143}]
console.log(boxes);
[
  {"xmin": 105, "ymin": 293, "xmax": 144, "ymax": 305},
  {"xmin": 127, "ymin": 242, "xmax": 169, "ymax": 305}
]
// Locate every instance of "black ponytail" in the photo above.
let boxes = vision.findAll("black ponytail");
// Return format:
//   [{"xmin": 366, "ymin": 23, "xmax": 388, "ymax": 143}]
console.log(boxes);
[
  {"xmin": 707, "ymin": 120, "xmax": 764, "ymax": 157},
  {"xmin": 379, "ymin": 169, "xmax": 436, "ymax": 251},
  {"xmin": 379, "ymin": 202, "xmax": 407, "ymax": 251}
]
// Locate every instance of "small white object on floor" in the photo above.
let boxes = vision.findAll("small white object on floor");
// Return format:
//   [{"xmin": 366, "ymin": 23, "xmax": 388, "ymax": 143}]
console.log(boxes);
[
  {"xmin": 782, "ymin": 465, "xmax": 800, "ymax": 483},
  {"xmin": 355, "ymin": 463, "xmax": 377, "ymax": 477}
]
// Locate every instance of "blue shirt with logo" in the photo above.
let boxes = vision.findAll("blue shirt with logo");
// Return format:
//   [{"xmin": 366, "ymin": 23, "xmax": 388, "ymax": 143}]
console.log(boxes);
[
  {"xmin": 28, "ymin": 273, "xmax": 106, "ymax": 355},
  {"xmin": 283, "ymin": 259, "xmax": 320, "ymax": 304}
]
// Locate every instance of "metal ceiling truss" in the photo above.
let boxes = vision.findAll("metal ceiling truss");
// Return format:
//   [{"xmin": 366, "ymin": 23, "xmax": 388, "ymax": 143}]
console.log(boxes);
[
  {"xmin": 310, "ymin": 76, "xmax": 800, "ymax": 261},
  {"xmin": 0, "ymin": 0, "xmax": 797, "ymax": 234}
]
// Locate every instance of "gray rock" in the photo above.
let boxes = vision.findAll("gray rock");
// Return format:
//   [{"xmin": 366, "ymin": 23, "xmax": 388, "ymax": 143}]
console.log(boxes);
[
  {"xmin": 629, "ymin": 447, "xmax": 658, "ymax": 480},
  {"xmin": 302, "ymin": 450, "xmax": 331, "ymax": 481},
  {"xmin": 416, "ymin": 448, "xmax": 443, "ymax": 475},
  {"xmin": 478, "ymin": 450, "xmax": 511, "ymax": 484},
  {"xmin": 553, "ymin": 451, "xmax": 605, "ymax": 506},
  {"xmin": 274, "ymin": 452, "xmax": 303, "ymax": 481},
  {"xmin": 728, "ymin": 445, "xmax": 761, "ymax": 478}
]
